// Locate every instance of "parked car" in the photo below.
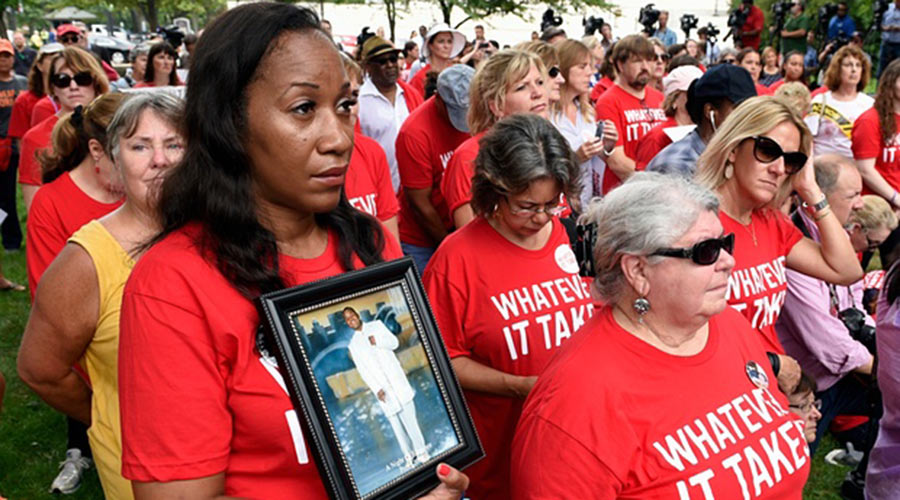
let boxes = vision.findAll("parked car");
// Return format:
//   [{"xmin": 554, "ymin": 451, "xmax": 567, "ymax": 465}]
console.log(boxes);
[
  {"xmin": 88, "ymin": 34, "xmax": 134, "ymax": 65},
  {"xmin": 90, "ymin": 24, "xmax": 131, "ymax": 40}
]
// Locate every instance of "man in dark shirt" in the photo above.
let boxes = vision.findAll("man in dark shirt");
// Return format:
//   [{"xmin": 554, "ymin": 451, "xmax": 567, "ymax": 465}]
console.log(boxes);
[
  {"xmin": 12, "ymin": 32, "xmax": 35, "ymax": 77},
  {"xmin": 0, "ymin": 39, "xmax": 27, "ymax": 253}
]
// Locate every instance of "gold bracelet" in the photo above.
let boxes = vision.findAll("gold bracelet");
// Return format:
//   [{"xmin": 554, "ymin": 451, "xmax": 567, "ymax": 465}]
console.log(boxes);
[{"xmin": 813, "ymin": 206, "xmax": 832, "ymax": 221}]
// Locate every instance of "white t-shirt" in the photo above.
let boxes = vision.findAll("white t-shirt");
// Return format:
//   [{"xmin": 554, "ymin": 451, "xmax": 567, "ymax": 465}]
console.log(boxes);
[{"xmin": 805, "ymin": 91, "xmax": 874, "ymax": 158}]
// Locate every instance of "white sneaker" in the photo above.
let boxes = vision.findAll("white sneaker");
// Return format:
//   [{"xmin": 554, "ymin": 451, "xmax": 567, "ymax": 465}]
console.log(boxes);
[
  {"xmin": 49, "ymin": 449, "xmax": 93, "ymax": 494},
  {"xmin": 825, "ymin": 443, "xmax": 864, "ymax": 468}
]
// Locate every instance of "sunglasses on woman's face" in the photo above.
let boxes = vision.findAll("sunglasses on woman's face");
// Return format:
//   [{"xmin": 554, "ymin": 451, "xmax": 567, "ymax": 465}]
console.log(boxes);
[
  {"xmin": 548, "ymin": 66, "xmax": 560, "ymax": 78},
  {"xmin": 749, "ymin": 135, "xmax": 808, "ymax": 175},
  {"xmin": 652, "ymin": 233, "xmax": 735, "ymax": 266},
  {"xmin": 51, "ymin": 72, "xmax": 94, "ymax": 89}
]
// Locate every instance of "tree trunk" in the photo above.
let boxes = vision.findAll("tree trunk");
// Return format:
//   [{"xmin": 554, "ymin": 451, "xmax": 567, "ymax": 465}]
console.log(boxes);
[
  {"xmin": 140, "ymin": 0, "xmax": 159, "ymax": 31},
  {"xmin": 438, "ymin": 0, "xmax": 452, "ymax": 25},
  {"xmin": 385, "ymin": 0, "xmax": 396, "ymax": 42}
]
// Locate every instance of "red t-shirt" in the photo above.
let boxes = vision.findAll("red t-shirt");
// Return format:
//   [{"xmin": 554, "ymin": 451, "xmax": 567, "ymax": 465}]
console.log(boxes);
[
  {"xmin": 345, "ymin": 133, "xmax": 399, "ymax": 222},
  {"xmin": 721, "ymin": 209, "xmax": 803, "ymax": 354},
  {"xmin": 440, "ymin": 132, "xmax": 485, "ymax": 217},
  {"xmin": 595, "ymin": 84, "xmax": 665, "ymax": 193},
  {"xmin": 119, "ymin": 224, "xmax": 402, "ymax": 495},
  {"xmin": 19, "ymin": 114, "xmax": 58, "ymax": 186},
  {"xmin": 30, "ymin": 96, "xmax": 56, "ymax": 128},
  {"xmin": 396, "ymin": 96, "xmax": 469, "ymax": 247},
  {"xmin": 852, "ymin": 108, "xmax": 900, "ymax": 193},
  {"xmin": 408, "ymin": 63, "xmax": 432, "ymax": 98},
  {"xmin": 8, "ymin": 90, "xmax": 41, "ymax": 139},
  {"xmin": 397, "ymin": 79, "xmax": 424, "ymax": 110},
  {"xmin": 756, "ymin": 83, "xmax": 773, "ymax": 97},
  {"xmin": 635, "ymin": 116, "xmax": 678, "ymax": 170},
  {"xmin": 25, "ymin": 171, "xmax": 123, "ymax": 296},
  {"xmin": 741, "ymin": 5, "xmax": 765, "ymax": 50},
  {"xmin": 590, "ymin": 76, "xmax": 615, "ymax": 103},
  {"xmin": 511, "ymin": 306, "xmax": 810, "ymax": 499},
  {"xmin": 423, "ymin": 217, "xmax": 592, "ymax": 500}
]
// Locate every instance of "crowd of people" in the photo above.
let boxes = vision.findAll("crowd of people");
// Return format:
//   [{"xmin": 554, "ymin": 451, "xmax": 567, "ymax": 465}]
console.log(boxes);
[{"xmin": 0, "ymin": 1, "xmax": 899, "ymax": 499}]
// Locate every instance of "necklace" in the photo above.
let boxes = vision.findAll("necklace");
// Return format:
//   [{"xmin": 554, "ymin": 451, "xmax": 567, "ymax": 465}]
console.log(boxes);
[{"xmin": 722, "ymin": 208, "xmax": 757, "ymax": 246}]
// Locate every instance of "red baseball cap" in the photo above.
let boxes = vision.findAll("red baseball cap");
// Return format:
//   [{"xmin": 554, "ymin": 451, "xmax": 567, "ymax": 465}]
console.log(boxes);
[
  {"xmin": 0, "ymin": 40, "xmax": 13, "ymax": 55},
  {"xmin": 56, "ymin": 24, "xmax": 82, "ymax": 38}
]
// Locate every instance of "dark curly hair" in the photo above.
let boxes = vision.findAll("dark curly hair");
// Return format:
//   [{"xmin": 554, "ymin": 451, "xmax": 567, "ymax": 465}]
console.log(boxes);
[{"xmin": 152, "ymin": 2, "xmax": 385, "ymax": 300}]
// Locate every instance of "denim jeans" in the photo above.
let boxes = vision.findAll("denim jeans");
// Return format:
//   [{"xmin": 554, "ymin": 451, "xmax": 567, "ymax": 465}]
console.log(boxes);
[{"xmin": 400, "ymin": 242, "xmax": 435, "ymax": 276}]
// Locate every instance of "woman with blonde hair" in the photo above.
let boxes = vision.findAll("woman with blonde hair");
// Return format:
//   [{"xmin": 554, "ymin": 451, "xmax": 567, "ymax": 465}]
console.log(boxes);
[
  {"xmin": 806, "ymin": 45, "xmax": 873, "ymax": 157},
  {"xmin": 761, "ymin": 46, "xmax": 782, "ymax": 86},
  {"xmin": 516, "ymin": 40, "xmax": 565, "ymax": 104},
  {"xmin": 696, "ymin": 95, "xmax": 862, "ymax": 390},
  {"xmin": 847, "ymin": 195, "xmax": 898, "ymax": 254},
  {"xmin": 442, "ymin": 49, "xmax": 550, "ymax": 227},
  {"xmin": 551, "ymin": 39, "xmax": 617, "ymax": 208},
  {"xmin": 19, "ymin": 46, "xmax": 109, "ymax": 213}
]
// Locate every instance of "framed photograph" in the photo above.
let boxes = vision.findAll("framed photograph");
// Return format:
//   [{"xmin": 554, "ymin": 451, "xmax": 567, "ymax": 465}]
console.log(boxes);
[{"xmin": 257, "ymin": 257, "xmax": 483, "ymax": 500}]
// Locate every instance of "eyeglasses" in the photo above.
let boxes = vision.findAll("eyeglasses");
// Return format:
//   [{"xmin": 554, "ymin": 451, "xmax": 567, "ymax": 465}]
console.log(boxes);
[
  {"xmin": 789, "ymin": 398, "xmax": 822, "ymax": 414},
  {"xmin": 51, "ymin": 71, "xmax": 94, "ymax": 89},
  {"xmin": 748, "ymin": 135, "xmax": 808, "ymax": 175},
  {"xmin": 371, "ymin": 54, "xmax": 399, "ymax": 66},
  {"xmin": 59, "ymin": 34, "xmax": 81, "ymax": 44},
  {"xmin": 548, "ymin": 66, "xmax": 560, "ymax": 78},
  {"xmin": 505, "ymin": 195, "xmax": 566, "ymax": 217},
  {"xmin": 722, "ymin": 58, "xmax": 737, "ymax": 64},
  {"xmin": 864, "ymin": 230, "xmax": 885, "ymax": 251},
  {"xmin": 656, "ymin": 53, "xmax": 670, "ymax": 62},
  {"xmin": 652, "ymin": 233, "xmax": 735, "ymax": 265}
]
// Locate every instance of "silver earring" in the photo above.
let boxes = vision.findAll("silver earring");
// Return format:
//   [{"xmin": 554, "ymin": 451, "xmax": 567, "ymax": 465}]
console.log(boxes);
[
  {"xmin": 633, "ymin": 296, "xmax": 650, "ymax": 320},
  {"xmin": 724, "ymin": 163, "xmax": 734, "ymax": 180}
]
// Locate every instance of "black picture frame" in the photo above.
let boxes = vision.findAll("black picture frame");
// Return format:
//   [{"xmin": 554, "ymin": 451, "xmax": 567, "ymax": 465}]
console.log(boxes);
[{"xmin": 257, "ymin": 257, "xmax": 483, "ymax": 500}]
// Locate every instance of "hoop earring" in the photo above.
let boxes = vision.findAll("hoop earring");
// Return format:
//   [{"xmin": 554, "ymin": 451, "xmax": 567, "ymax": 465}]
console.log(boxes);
[
  {"xmin": 724, "ymin": 163, "xmax": 734, "ymax": 180},
  {"xmin": 633, "ymin": 296, "xmax": 650, "ymax": 322}
]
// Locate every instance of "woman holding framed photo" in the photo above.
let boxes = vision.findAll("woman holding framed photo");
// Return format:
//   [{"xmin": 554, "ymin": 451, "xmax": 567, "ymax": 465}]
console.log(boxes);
[{"xmin": 116, "ymin": 3, "xmax": 467, "ymax": 498}]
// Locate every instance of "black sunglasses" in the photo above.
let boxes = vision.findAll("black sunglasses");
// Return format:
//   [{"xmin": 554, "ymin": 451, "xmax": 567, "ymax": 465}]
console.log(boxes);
[
  {"xmin": 548, "ymin": 66, "xmax": 560, "ymax": 78},
  {"xmin": 656, "ymin": 53, "xmax": 670, "ymax": 62},
  {"xmin": 372, "ymin": 54, "xmax": 399, "ymax": 66},
  {"xmin": 653, "ymin": 233, "xmax": 735, "ymax": 265},
  {"xmin": 749, "ymin": 135, "xmax": 808, "ymax": 175},
  {"xmin": 59, "ymin": 34, "xmax": 81, "ymax": 44},
  {"xmin": 51, "ymin": 71, "xmax": 94, "ymax": 89}
]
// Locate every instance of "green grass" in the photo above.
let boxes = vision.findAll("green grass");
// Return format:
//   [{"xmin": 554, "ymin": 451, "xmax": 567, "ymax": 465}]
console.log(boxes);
[
  {"xmin": 0, "ymin": 192, "xmax": 102, "ymax": 498},
  {"xmin": 0, "ymin": 189, "xmax": 856, "ymax": 498}
]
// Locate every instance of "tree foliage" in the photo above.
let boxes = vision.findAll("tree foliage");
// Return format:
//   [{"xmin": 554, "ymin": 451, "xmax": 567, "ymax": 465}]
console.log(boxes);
[{"xmin": 436, "ymin": 0, "xmax": 618, "ymax": 29}]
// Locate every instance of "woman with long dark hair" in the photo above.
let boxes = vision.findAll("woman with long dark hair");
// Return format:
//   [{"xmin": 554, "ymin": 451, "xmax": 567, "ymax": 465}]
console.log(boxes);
[
  {"xmin": 117, "ymin": 4, "xmax": 466, "ymax": 497},
  {"xmin": 135, "ymin": 42, "xmax": 180, "ymax": 87},
  {"xmin": 852, "ymin": 59, "xmax": 900, "ymax": 268}
]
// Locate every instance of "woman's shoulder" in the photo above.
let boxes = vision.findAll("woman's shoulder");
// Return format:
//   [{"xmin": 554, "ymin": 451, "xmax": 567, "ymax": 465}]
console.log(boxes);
[{"xmin": 129, "ymin": 225, "xmax": 219, "ymax": 290}]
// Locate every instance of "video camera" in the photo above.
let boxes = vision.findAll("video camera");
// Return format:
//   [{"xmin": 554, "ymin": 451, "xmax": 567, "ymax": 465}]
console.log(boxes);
[
  {"xmin": 680, "ymin": 13, "xmax": 699, "ymax": 39},
  {"xmin": 772, "ymin": 1, "xmax": 793, "ymax": 31},
  {"xmin": 156, "ymin": 25, "xmax": 185, "ymax": 48},
  {"xmin": 639, "ymin": 4, "xmax": 661, "ymax": 35},
  {"xmin": 724, "ymin": 7, "xmax": 747, "ymax": 41},
  {"xmin": 541, "ymin": 8, "xmax": 563, "ymax": 33},
  {"xmin": 357, "ymin": 26, "xmax": 375, "ymax": 48},
  {"xmin": 583, "ymin": 15, "xmax": 605, "ymax": 37},
  {"xmin": 700, "ymin": 22, "xmax": 720, "ymax": 42}
]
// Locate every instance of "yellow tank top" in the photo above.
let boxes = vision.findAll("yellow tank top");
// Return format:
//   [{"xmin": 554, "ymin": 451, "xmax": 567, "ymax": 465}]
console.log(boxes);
[{"xmin": 68, "ymin": 220, "xmax": 135, "ymax": 500}]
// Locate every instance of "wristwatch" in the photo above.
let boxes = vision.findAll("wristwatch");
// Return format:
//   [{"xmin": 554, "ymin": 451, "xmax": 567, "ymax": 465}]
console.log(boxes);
[{"xmin": 804, "ymin": 196, "xmax": 829, "ymax": 216}]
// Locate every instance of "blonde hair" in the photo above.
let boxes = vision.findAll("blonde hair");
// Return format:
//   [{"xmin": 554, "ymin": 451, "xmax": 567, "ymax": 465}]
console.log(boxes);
[
  {"xmin": 851, "ymin": 195, "xmax": 899, "ymax": 233},
  {"xmin": 553, "ymin": 39, "xmax": 594, "ymax": 122},
  {"xmin": 49, "ymin": 46, "xmax": 110, "ymax": 97},
  {"xmin": 515, "ymin": 40, "xmax": 560, "ymax": 73},
  {"xmin": 340, "ymin": 52, "xmax": 363, "ymax": 84},
  {"xmin": 696, "ymin": 96, "xmax": 812, "ymax": 207},
  {"xmin": 467, "ymin": 49, "xmax": 545, "ymax": 135},
  {"xmin": 774, "ymin": 81, "xmax": 811, "ymax": 116}
]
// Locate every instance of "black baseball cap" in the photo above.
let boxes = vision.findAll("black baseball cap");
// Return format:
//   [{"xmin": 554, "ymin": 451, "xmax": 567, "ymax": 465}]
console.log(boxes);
[{"xmin": 687, "ymin": 64, "xmax": 757, "ymax": 124}]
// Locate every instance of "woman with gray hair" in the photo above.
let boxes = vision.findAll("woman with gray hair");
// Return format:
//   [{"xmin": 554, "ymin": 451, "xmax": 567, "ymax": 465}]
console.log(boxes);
[
  {"xmin": 511, "ymin": 172, "xmax": 810, "ymax": 498},
  {"xmin": 424, "ymin": 114, "xmax": 590, "ymax": 500},
  {"xmin": 17, "ymin": 92, "xmax": 184, "ymax": 500}
]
